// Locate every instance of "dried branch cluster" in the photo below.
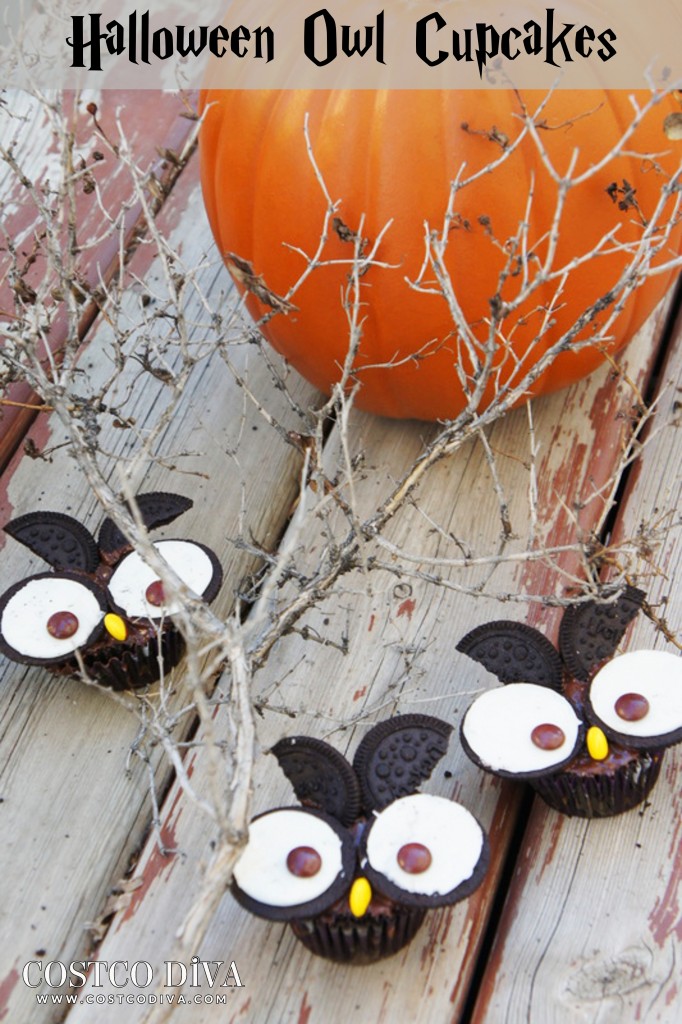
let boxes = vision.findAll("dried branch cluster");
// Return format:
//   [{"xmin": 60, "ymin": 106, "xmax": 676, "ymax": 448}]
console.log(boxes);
[{"xmin": 1, "ymin": 84, "xmax": 681, "ymax": 1019}]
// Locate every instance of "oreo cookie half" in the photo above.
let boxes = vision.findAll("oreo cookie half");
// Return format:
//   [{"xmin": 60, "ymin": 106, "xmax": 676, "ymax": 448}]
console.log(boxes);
[
  {"xmin": 559, "ymin": 587, "xmax": 645, "ymax": 681},
  {"xmin": 457, "ymin": 620, "xmax": 564, "ymax": 690},
  {"xmin": 98, "ymin": 492, "xmax": 194, "ymax": 557},
  {"xmin": 271, "ymin": 736, "xmax": 362, "ymax": 826},
  {"xmin": 4, "ymin": 511, "xmax": 99, "ymax": 573},
  {"xmin": 352, "ymin": 714, "xmax": 452, "ymax": 812}
]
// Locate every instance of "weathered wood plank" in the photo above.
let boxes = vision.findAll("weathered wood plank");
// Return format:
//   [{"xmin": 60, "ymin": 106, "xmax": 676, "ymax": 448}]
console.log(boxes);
[
  {"xmin": 470, "ymin": 310, "xmax": 682, "ymax": 1024},
  {"xmin": 0, "ymin": 154, "xmax": 319, "ymax": 1023},
  {"xmin": 0, "ymin": 89, "xmax": 197, "ymax": 470},
  {"xmin": 69, "ymin": 290, "xmax": 676, "ymax": 1023}
]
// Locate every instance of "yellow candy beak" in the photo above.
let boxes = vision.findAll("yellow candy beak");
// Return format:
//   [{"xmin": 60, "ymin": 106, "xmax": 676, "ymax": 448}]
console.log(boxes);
[
  {"xmin": 104, "ymin": 613, "xmax": 128, "ymax": 642},
  {"xmin": 586, "ymin": 725, "xmax": 609, "ymax": 761},
  {"xmin": 349, "ymin": 877, "xmax": 372, "ymax": 918}
]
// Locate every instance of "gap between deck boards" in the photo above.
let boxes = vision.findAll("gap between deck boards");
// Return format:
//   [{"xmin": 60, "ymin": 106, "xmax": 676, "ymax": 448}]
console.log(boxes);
[{"xmin": 466, "ymin": 285, "xmax": 682, "ymax": 1022}]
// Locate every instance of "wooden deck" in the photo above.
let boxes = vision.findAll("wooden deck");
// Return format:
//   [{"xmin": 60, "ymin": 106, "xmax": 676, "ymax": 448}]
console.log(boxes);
[{"xmin": 1, "ymin": 90, "xmax": 681, "ymax": 1024}]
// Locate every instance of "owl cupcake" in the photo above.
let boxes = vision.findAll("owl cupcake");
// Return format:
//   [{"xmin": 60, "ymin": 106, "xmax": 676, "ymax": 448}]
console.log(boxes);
[
  {"xmin": 0, "ymin": 493, "xmax": 223, "ymax": 690},
  {"xmin": 458, "ymin": 588, "xmax": 682, "ymax": 817},
  {"xmin": 231, "ymin": 715, "xmax": 490, "ymax": 963}
]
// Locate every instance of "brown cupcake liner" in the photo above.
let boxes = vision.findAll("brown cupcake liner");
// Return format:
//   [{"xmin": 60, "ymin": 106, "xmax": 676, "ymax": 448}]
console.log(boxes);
[
  {"xmin": 54, "ymin": 626, "xmax": 186, "ymax": 691},
  {"xmin": 530, "ymin": 750, "xmax": 663, "ymax": 818},
  {"xmin": 290, "ymin": 905, "xmax": 427, "ymax": 964}
]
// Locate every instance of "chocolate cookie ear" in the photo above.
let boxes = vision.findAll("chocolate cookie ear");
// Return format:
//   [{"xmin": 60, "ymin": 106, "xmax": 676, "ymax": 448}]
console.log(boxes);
[
  {"xmin": 457, "ymin": 621, "xmax": 564, "ymax": 690},
  {"xmin": 559, "ymin": 586, "xmax": 645, "ymax": 681},
  {"xmin": 352, "ymin": 714, "xmax": 453, "ymax": 812},
  {"xmin": 4, "ymin": 512, "xmax": 99, "ymax": 573},
  {"xmin": 98, "ymin": 493, "xmax": 193, "ymax": 557},
  {"xmin": 270, "ymin": 736, "xmax": 362, "ymax": 826}
]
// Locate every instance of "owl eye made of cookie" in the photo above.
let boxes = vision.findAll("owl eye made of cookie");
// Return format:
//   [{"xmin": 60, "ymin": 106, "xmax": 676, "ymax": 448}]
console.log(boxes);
[
  {"xmin": 460, "ymin": 682, "xmax": 584, "ymax": 779},
  {"xmin": 359, "ymin": 793, "xmax": 489, "ymax": 907},
  {"xmin": 587, "ymin": 650, "xmax": 682, "ymax": 749},
  {"xmin": 0, "ymin": 571, "xmax": 107, "ymax": 665},
  {"xmin": 232, "ymin": 806, "xmax": 356, "ymax": 921},
  {"xmin": 106, "ymin": 540, "xmax": 223, "ymax": 619}
]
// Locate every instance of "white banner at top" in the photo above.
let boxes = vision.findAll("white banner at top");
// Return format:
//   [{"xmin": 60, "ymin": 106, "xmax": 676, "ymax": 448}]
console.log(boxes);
[{"xmin": 2, "ymin": 0, "xmax": 681, "ymax": 90}]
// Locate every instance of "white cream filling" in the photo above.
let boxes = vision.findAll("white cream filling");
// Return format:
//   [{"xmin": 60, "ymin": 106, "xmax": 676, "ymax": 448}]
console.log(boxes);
[
  {"xmin": 462, "ymin": 683, "xmax": 581, "ymax": 774},
  {"xmin": 107, "ymin": 541, "xmax": 215, "ymax": 618},
  {"xmin": 365, "ymin": 794, "xmax": 484, "ymax": 896},
  {"xmin": 590, "ymin": 650, "xmax": 682, "ymax": 738},
  {"xmin": 233, "ymin": 809, "xmax": 345, "ymax": 907},
  {"xmin": 1, "ymin": 577, "xmax": 104, "ymax": 659}
]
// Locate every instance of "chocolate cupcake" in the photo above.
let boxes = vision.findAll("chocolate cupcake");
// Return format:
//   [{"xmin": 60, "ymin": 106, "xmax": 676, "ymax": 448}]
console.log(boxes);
[
  {"xmin": 231, "ymin": 715, "xmax": 489, "ymax": 963},
  {"xmin": 0, "ymin": 493, "xmax": 223, "ymax": 690},
  {"xmin": 458, "ymin": 588, "xmax": 682, "ymax": 817}
]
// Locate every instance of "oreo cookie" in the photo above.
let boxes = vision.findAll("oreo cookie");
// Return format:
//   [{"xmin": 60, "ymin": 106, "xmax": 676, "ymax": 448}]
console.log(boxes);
[
  {"xmin": 558, "ymin": 586, "xmax": 645, "ymax": 681},
  {"xmin": 98, "ymin": 492, "xmax": 193, "ymax": 558},
  {"xmin": 352, "ymin": 714, "xmax": 453, "ymax": 811},
  {"xmin": 271, "ymin": 736, "xmax": 362, "ymax": 826},
  {"xmin": 4, "ymin": 511, "xmax": 99, "ymax": 573},
  {"xmin": 456, "ymin": 620, "xmax": 564, "ymax": 689}
]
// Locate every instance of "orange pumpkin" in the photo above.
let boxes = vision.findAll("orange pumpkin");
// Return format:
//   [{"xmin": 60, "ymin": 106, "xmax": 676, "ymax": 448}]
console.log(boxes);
[{"xmin": 199, "ymin": 89, "xmax": 681, "ymax": 420}]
